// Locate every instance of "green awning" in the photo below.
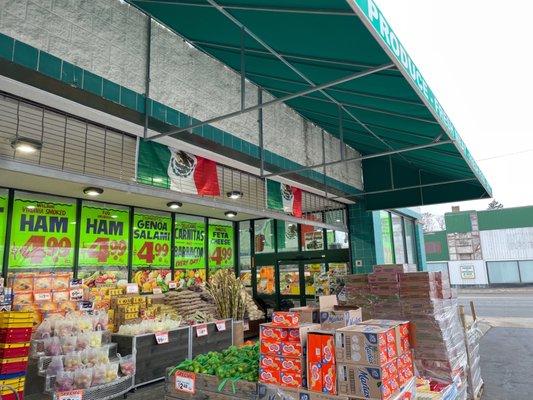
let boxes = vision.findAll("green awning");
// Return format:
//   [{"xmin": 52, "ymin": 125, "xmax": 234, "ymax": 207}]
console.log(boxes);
[{"xmin": 129, "ymin": 0, "xmax": 492, "ymax": 210}]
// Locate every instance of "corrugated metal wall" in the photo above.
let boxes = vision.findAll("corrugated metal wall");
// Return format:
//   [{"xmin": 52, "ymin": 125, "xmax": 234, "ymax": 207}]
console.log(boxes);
[{"xmin": 481, "ymin": 228, "xmax": 533, "ymax": 260}]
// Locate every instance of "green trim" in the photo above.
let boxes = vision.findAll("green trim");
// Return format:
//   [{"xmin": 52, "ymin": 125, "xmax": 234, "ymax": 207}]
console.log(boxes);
[
  {"xmin": 478, "ymin": 206, "xmax": 533, "ymax": 231},
  {"xmin": 0, "ymin": 32, "xmax": 360, "ymax": 197},
  {"xmin": 445, "ymin": 211, "xmax": 473, "ymax": 233}
]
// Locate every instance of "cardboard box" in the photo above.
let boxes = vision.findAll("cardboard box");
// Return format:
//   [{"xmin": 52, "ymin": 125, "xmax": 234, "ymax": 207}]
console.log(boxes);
[
  {"xmin": 260, "ymin": 339, "xmax": 283, "ymax": 356},
  {"xmin": 373, "ymin": 264, "xmax": 409, "ymax": 274},
  {"xmin": 272, "ymin": 311, "xmax": 300, "ymax": 327},
  {"xmin": 281, "ymin": 341, "xmax": 303, "ymax": 358},
  {"xmin": 335, "ymin": 325, "xmax": 392, "ymax": 366},
  {"xmin": 364, "ymin": 319, "xmax": 412, "ymax": 356},
  {"xmin": 307, "ymin": 331, "xmax": 337, "ymax": 395},
  {"xmin": 279, "ymin": 356, "xmax": 304, "ymax": 374},
  {"xmin": 337, "ymin": 363, "xmax": 400, "ymax": 400},
  {"xmin": 280, "ymin": 371, "xmax": 304, "ymax": 388},
  {"xmin": 319, "ymin": 295, "xmax": 362, "ymax": 330},
  {"xmin": 260, "ymin": 354, "xmax": 282, "ymax": 370},
  {"xmin": 259, "ymin": 368, "xmax": 280, "ymax": 385},
  {"xmin": 290, "ymin": 306, "xmax": 319, "ymax": 324}
]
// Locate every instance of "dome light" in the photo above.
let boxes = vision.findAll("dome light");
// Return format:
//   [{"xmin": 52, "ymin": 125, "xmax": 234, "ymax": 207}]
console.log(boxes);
[{"xmin": 83, "ymin": 187, "xmax": 104, "ymax": 196}]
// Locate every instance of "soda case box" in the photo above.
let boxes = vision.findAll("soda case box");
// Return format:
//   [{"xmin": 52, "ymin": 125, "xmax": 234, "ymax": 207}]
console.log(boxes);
[
  {"xmin": 373, "ymin": 264, "xmax": 409, "ymax": 274},
  {"xmin": 396, "ymin": 352, "xmax": 414, "ymax": 386},
  {"xmin": 307, "ymin": 331, "xmax": 337, "ymax": 395},
  {"xmin": 272, "ymin": 312, "xmax": 300, "ymax": 327},
  {"xmin": 260, "ymin": 323, "xmax": 321, "ymax": 347},
  {"xmin": 335, "ymin": 325, "xmax": 394, "ymax": 366},
  {"xmin": 337, "ymin": 362, "xmax": 400, "ymax": 399},
  {"xmin": 260, "ymin": 340, "xmax": 307, "ymax": 358},
  {"xmin": 259, "ymin": 367, "xmax": 280, "ymax": 385},
  {"xmin": 319, "ymin": 308, "xmax": 362, "ymax": 330},
  {"xmin": 280, "ymin": 371, "xmax": 305, "ymax": 389}
]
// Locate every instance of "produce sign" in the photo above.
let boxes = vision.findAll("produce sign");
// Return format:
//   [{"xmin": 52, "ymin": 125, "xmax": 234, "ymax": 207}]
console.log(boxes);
[
  {"xmin": 171, "ymin": 343, "xmax": 259, "ymax": 382},
  {"xmin": 132, "ymin": 211, "xmax": 171, "ymax": 267},
  {"xmin": 208, "ymin": 224, "xmax": 234, "ymax": 269},
  {"xmin": 0, "ymin": 191, "xmax": 7, "ymax": 266},
  {"xmin": 174, "ymin": 219, "xmax": 205, "ymax": 269},
  {"xmin": 174, "ymin": 370, "xmax": 196, "ymax": 394},
  {"xmin": 8, "ymin": 196, "xmax": 76, "ymax": 268},
  {"xmin": 78, "ymin": 205, "xmax": 129, "ymax": 267}
]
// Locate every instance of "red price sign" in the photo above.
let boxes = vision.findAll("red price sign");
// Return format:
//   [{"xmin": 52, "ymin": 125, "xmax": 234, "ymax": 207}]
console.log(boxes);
[
  {"xmin": 137, "ymin": 242, "xmax": 170, "ymax": 264},
  {"xmin": 56, "ymin": 389, "xmax": 84, "ymax": 400},
  {"xmin": 196, "ymin": 324, "xmax": 208, "ymax": 337},
  {"xmin": 86, "ymin": 238, "xmax": 127, "ymax": 262},
  {"xmin": 155, "ymin": 331, "xmax": 169, "ymax": 344},
  {"xmin": 209, "ymin": 247, "xmax": 232, "ymax": 266},
  {"xmin": 19, "ymin": 235, "xmax": 72, "ymax": 264},
  {"xmin": 215, "ymin": 320, "xmax": 226, "ymax": 332},
  {"xmin": 175, "ymin": 370, "xmax": 195, "ymax": 394}
]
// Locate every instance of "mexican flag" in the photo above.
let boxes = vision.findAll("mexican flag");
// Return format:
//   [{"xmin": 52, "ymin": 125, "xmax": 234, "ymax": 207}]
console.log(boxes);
[
  {"xmin": 266, "ymin": 180, "xmax": 302, "ymax": 217},
  {"xmin": 137, "ymin": 140, "xmax": 220, "ymax": 196}
]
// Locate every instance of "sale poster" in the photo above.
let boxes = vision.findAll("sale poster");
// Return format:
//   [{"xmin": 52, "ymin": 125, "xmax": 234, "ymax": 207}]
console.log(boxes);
[
  {"xmin": 174, "ymin": 218, "xmax": 206, "ymax": 288},
  {"xmin": 0, "ymin": 190, "xmax": 7, "ymax": 267},
  {"xmin": 78, "ymin": 203, "xmax": 129, "ymax": 286},
  {"xmin": 208, "ymin": 224, "xmax": 234, "ymax": 269},
  {"xmin": 8, "ymin": 194, "xmax": 77, "ymax": 269}
]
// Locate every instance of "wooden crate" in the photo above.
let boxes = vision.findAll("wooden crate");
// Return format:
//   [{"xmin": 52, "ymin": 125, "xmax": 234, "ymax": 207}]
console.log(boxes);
[
  {"xmin": 191, "ymin": 320, "xmax": 232, "ymax": 358},
  {"xmin": 166, "ymin": 371, "xmax": 257, "ymax": 400},
  {"xmin": 113, "ymin": 326, "xmax": 190, "ymax": 387}
]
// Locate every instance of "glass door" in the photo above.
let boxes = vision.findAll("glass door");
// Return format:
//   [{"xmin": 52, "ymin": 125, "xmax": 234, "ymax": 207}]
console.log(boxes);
[
  {"xmin": 255, "ymin": 264, "xmax": 277, "ymax": 308},
  {"xmin": 303, "ymin": 262, "xmax": 326, "ymax": 307},
  {"xmin": 278, "ymin": 262, "xmax": 303, "ymax": 309}
]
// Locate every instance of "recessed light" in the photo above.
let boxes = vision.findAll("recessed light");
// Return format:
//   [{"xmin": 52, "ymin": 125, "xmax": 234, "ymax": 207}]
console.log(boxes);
[
  {"xmin": 167, "ymin": 201, "xmax": 182, "ymax": 209},
  {"xmin": 11, "ymin": 137, "xmax": 42, "ymax": 153},
  {"xmin": 111, "ymin": 215, "xmax": 118, "ymax": 219},
  {"xmin": 226, "ymin": 190, "xmax": 244, "ymax": 200},
  {"xmin": 335, "ymin": 219, "xmax": 341, "ymax": 223},
  {"xmin": 83, "ymin": 187, "xmax": 104, "ymax": 196},
  {"xmin": 26, "ymin": 205, "xmax": 36, "ymax": 210},
  {"xmin": 224, "ymin": 211, "xmax": 237, "ymax": 218}
]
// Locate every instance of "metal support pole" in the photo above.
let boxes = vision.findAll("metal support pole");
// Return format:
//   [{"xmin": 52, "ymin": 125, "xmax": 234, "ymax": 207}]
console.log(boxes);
[
  {"xmin": 321, "ymin": 129, "xmax": 327, "ymax": 197},
  {"xmin": 240, "ymin": 26, "xmax": 246, "ymax": 110},
  {"xmin": 263, "ymin": 140, "xmax": 452, "ymax": 178},
  {"xmin": 143, "ymin": 16, "xmax": 152, "ymax": 138},
  {"xmin": 148, "ymin": 63, "xmax": 394, "ymax": 140},
  {"xmin": 339, "ymin": 105, "xmax": 344, "ymax": 160},
  {"xmin": 258, "ymin": 88, "xmax": 264, "ymax": 177},
  {"xmin": 389, "ymin": 156, "xmax": 395, "ymax": 189}
]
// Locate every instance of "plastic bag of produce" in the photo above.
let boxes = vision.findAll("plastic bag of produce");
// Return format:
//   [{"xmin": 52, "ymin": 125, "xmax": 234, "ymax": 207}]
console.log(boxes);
[
  {"xmin": 60, "ymin": 335, "xmax": 77, "ymax": 354},
  {"xmin": 64, "ymin": 352, "xmax": 82, "ymax": 371},
  {"xmin": 89, "ymin": 331, "xmax": 102, "ymax": 348},
  {"xmin": 119, "ymin": 354, "xmax": 135, "ymax": 376},
  {"xmin": 92, "ymin": 364, "xmax": 107, "ymax": 386},
  {"xmin": 76, "ymin": 332, "xmax": 90, "ymax": 351},
  {"xmin": 105, "ymin": 362, "xmax": 119, "ymax": 383},
  {"xmin": 74, "ymin": 368, "xmax": 93, "ymax": 389},
  {"xmin": 44, "ymin": 337, "xmax": 62, "ymax": 356},
  {"xmin": 55, "ymin": 371, "xmax": 75, "ymax": 391},
  {"xmin": 46, "ymin": 355, "xmax": 64, "ymax": 376}
]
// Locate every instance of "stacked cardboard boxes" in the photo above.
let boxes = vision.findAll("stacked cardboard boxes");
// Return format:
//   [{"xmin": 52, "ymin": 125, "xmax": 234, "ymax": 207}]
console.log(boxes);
[
  {"xmin": 259, "ymin": 312, "xmax": 319, "ymax": 389},
  {"xmin": 335, "ymin": 320, "xmax": 414, "ymax": 400},
  {"xmin": 307, "ymin": 331, "xmax": 337, "ymax": 395}
]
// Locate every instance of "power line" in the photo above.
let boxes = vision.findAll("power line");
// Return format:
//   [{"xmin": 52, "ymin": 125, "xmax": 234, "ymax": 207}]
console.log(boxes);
[{"xmin": 478, "ymin": 148, "xmax": 533, "ymax": 162}]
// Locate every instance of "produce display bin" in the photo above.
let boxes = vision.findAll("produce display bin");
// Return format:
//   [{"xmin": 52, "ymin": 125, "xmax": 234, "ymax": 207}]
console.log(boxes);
[
  {"xmin": 112, "ymin": 326, "xmax": 190, "ymax": 388},
  {"xmin": 191, "ymin": 320, "xmax": 233, "ymax": 358},
  {"xmin": 244, "ymin": 318, "xmax": 265, "ymax": 340}
]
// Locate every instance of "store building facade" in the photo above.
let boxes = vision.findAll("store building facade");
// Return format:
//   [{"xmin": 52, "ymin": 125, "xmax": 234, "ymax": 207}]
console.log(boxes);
[
  {"xmin": 0, "ymin": 0, "xmax": 490, "ymax": 306},
  {"xmin": 425, "ymin": 206, "xmax": 533, "ymax": 286}
]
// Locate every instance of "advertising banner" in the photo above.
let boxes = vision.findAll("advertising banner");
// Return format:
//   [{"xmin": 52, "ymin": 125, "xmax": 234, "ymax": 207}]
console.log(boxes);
[
  {"xmin": 174, "ymin": 219, "xmax": 205, "ymax": 269},
  {"xmin": 132, "ymin": 210, "xmax": 171, "ymax": 268},
  {"xmin": 8, "ymin": 194, "xmax": 77, "ymax": 268},
  {"xmin": 78, "ymin": 204, "xmax": 129, "ymax": 267},
  {"xmin": 0, "ymin": 190, "xmax": 7, "ymax": 266},
  {"xmin": 208, "ymin": 224, "xmax": 234, "ymax": 269}
]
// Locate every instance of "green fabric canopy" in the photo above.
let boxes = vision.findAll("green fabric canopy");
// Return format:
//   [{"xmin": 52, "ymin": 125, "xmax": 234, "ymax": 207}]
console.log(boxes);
[{"xmin": 130, "ymin": 0, "xmax": 492, "ymax": 210}]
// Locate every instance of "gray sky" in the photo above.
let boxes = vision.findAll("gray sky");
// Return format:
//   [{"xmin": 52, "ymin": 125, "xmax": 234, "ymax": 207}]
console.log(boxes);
[{"xmin": 376, "ymin": 0, "xmax": 533, "ymax": 215}]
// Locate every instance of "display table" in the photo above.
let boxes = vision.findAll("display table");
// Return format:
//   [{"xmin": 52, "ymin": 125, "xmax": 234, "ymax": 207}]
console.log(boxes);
[{"xmin": 190, "ymin": 320, "xmax": 233, "ymax": 358}]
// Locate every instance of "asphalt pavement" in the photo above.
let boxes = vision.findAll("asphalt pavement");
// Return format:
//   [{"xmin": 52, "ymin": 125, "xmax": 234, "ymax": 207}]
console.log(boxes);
[{"xmin": 458, "ymin": 291, "xmax": 533, "ymax": 318}]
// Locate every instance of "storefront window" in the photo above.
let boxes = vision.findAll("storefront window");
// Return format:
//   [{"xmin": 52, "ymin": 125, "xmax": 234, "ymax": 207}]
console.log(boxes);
[
  {"xmin": 304, "ymin": 263, "xmax": 327, "ymax": 297},
  {"xmin": 131, "ymin": 209, "xmax": 172, "ymax": 293},
  {"xmin": 256, "ymin": 265, "xmax": 275, "ymax": 295},
  {"xmin": 487, "ymin": 261, "xmax": 520, "ymax": 284},
  {"xmin": 78, "ymin": 201, "xmax": 129, "ymax": 287},
  {"xmin": 404, "ymin": 219, "xmax": 418, "ymax": 266},
  {"xmin": 327, "ymin": 230, "xmax": 349, "ymax": 249},
  {"xmin": 208, "ymin": 219, "xmax": 234, "ymax": 274},
  {"xmin": 301, "ymin": 214, "xmax": 324, "ymax": 251},
  {"xmin": 280, "ymin": 263, "xmax": 300, "ymax": 295},
  {"xmin": 254, "ymin": 219, "xmax": 275, "ymax": 253},
  {"xmin": 392, "ymin": 213, "xmax": 405, "ymax": 264},
  {"xmin": 174, "ymin": 215, "xmax": 206, "ymax": 288},
  {"xmin": 277, "ymin": 221, "xmax": 299, "ymax": 252},
  {"xmin": 0, "ymin": 189, "xmax": 9, "ymax": 271},
  {"xmin": 380, "ymin": 211, "xmax": 394, "ymax": 264},
  {"xmin": 239, "ymin": 221, "xmax": 252, "ymax": 287}
]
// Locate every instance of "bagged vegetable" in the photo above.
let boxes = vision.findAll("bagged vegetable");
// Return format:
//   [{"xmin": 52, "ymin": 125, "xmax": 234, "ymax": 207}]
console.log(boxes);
[
  {"xmin": 60, "ymin": 336, "xmax": 77, "ymax": 354},
  {"xmin": 64, "ymin": 352, "xmax": 82, "ymax": 372},
  {"xmin": 74, "ymin": 368, "xmax": 93, "ymax": 389},
  {"xmin": 44, "ymin": 337, "xmax": 62, "ymax": 356},
  {"xmin": 46, "ymin": 356, "xmax": 64, "ymax": 376},
  {"xmin": 55, "ymin": 371, "xmax": 75, "ymax": 391}
]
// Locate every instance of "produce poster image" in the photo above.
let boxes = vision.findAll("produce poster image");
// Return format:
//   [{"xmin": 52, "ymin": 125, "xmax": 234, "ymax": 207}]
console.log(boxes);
[
  {"xmin": 0, "ymin": 191, "xmax": 7, "ymax": 265},
  {"xmin": 208, "ymin": 224, "xmax": 234, "ymax": 269},
  {"xmin": 133, "ymin": 268, "xmax": 172, "ymax": 293},
  {"xmin": 132, "ymin": 211, "xmax": 172, "ymax": 268},
  {"xmin": 78, "ymin": 205, "xmax": 129, "ymax": 287},
  {"xmin": 8, "ymin": 196, "xmax": 77, "ymax": 269}
]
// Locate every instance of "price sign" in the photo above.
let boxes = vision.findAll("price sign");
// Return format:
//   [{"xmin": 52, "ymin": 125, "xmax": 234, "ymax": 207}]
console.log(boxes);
[
  {"xmin": 34, "ymin": 291, "xmax": 52, "ymax": 301},
  {"xmin": 155, "ymin": 331, "xmax": 169, "ymax": 344},
  {"xmin": 196, "ymin": 324, "xmax": 208, "ymax": 337},
  {"xmin": 152, "ymin": 287, "xmax": 163, "ymax": 295},
  {"xmin": 174, "ymin": 219, "xmax": 205, "ymax": 269},
  {"xmin": 126, "ymin": 283, "xmax": 139, "ymax": 294},
  {"xmin": 168, "ymin": 281, "xmax": 177, "ymax": 290},
  {"xmin": 78, "ymin": 205, "xmax": 129, "ymax": 267},
  {"xmin": 175, "ymin": 370, "xmax": 195, "ymax": 394},
  {"xmin": 79, "ymin": 301, "xmax": 93, "ymax": 312},
  {"xmin": 215, "ymin": 320, "xmax": 226, "ymax": 331},
  {"xmin": 69, "ymin": 288, "xmax": 83, "ymax": 301},
  {"xmin": 208, "ymin": 224, "xmax": 234, "ymax": 268},
  {"xmin": 132, "ymin": 211, "xmax": 172, "ymax": 268},
  {"xmin": 8, "ymin": 196, "xmax": 77, "ymax": 268},
  {"xmin": 56, "ymin": 390, "xmax": 84, "ymax": 400}
]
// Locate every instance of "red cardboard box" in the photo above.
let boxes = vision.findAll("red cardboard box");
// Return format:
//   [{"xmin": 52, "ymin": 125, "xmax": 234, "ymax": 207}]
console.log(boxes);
[
  {"xmin": 260, "ymin": 354, "xmax": 282, "ymax": 370},
  {"xmin": 281, "ymin": 341, "xmax": 303, "ymax": 358},
  {"xmin": 260, "ymin": 340, "xmax": 282, "ymax": 356},
  {"xmin": 280, "ymin": 371, "xmax": 303, "ymax": 388},
  {"xmin": 260, "ymin": 324, "xmax": 286, "ymax": 342},
  {"xmin": 364, "ymin": 319, "xmax": 412, "ymax": 357},
  {"xmin": 259, "ymin": 368, "xmax": 280, "ymax": 385},
  {"xmin": 307, "ymin": 331, "xmax": 337, "ymax": 395},
  {"xmin": 271, "ymin": 312, "xmax": 300, "ymax": 327},
  {"xmin": 279, "ymin": 356, "xmax": 304, "ymax": 374},
  {"xmin": 308, "ymin": 362, "xmax": 323, "ymax": 392}
]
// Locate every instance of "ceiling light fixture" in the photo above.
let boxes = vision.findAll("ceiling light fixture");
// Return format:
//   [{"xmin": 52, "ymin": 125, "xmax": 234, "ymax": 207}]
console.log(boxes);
[
  {"xmin": 224, "ymin": 211, "xmax": 237, "ymax": 218},
  {"xmin": 226, "ymin": 190, "xmax": 244, "ymax": 200},
  {"xmin": 83, "ymin": 187, "xmax": 104, "ymax": 197},
  {"xmin": 167, "ymin": 201, "xmax": 182, "ymax": 209},
  {"xmin": 10, "ymin": 137, "xmax": 42, "ymax": 154}
]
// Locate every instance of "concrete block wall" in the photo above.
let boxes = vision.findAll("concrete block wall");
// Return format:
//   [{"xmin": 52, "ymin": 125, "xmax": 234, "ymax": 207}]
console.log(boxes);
[{"xmin": 0, "ymin": 0, "xmax": 363, "ymax": 189}]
